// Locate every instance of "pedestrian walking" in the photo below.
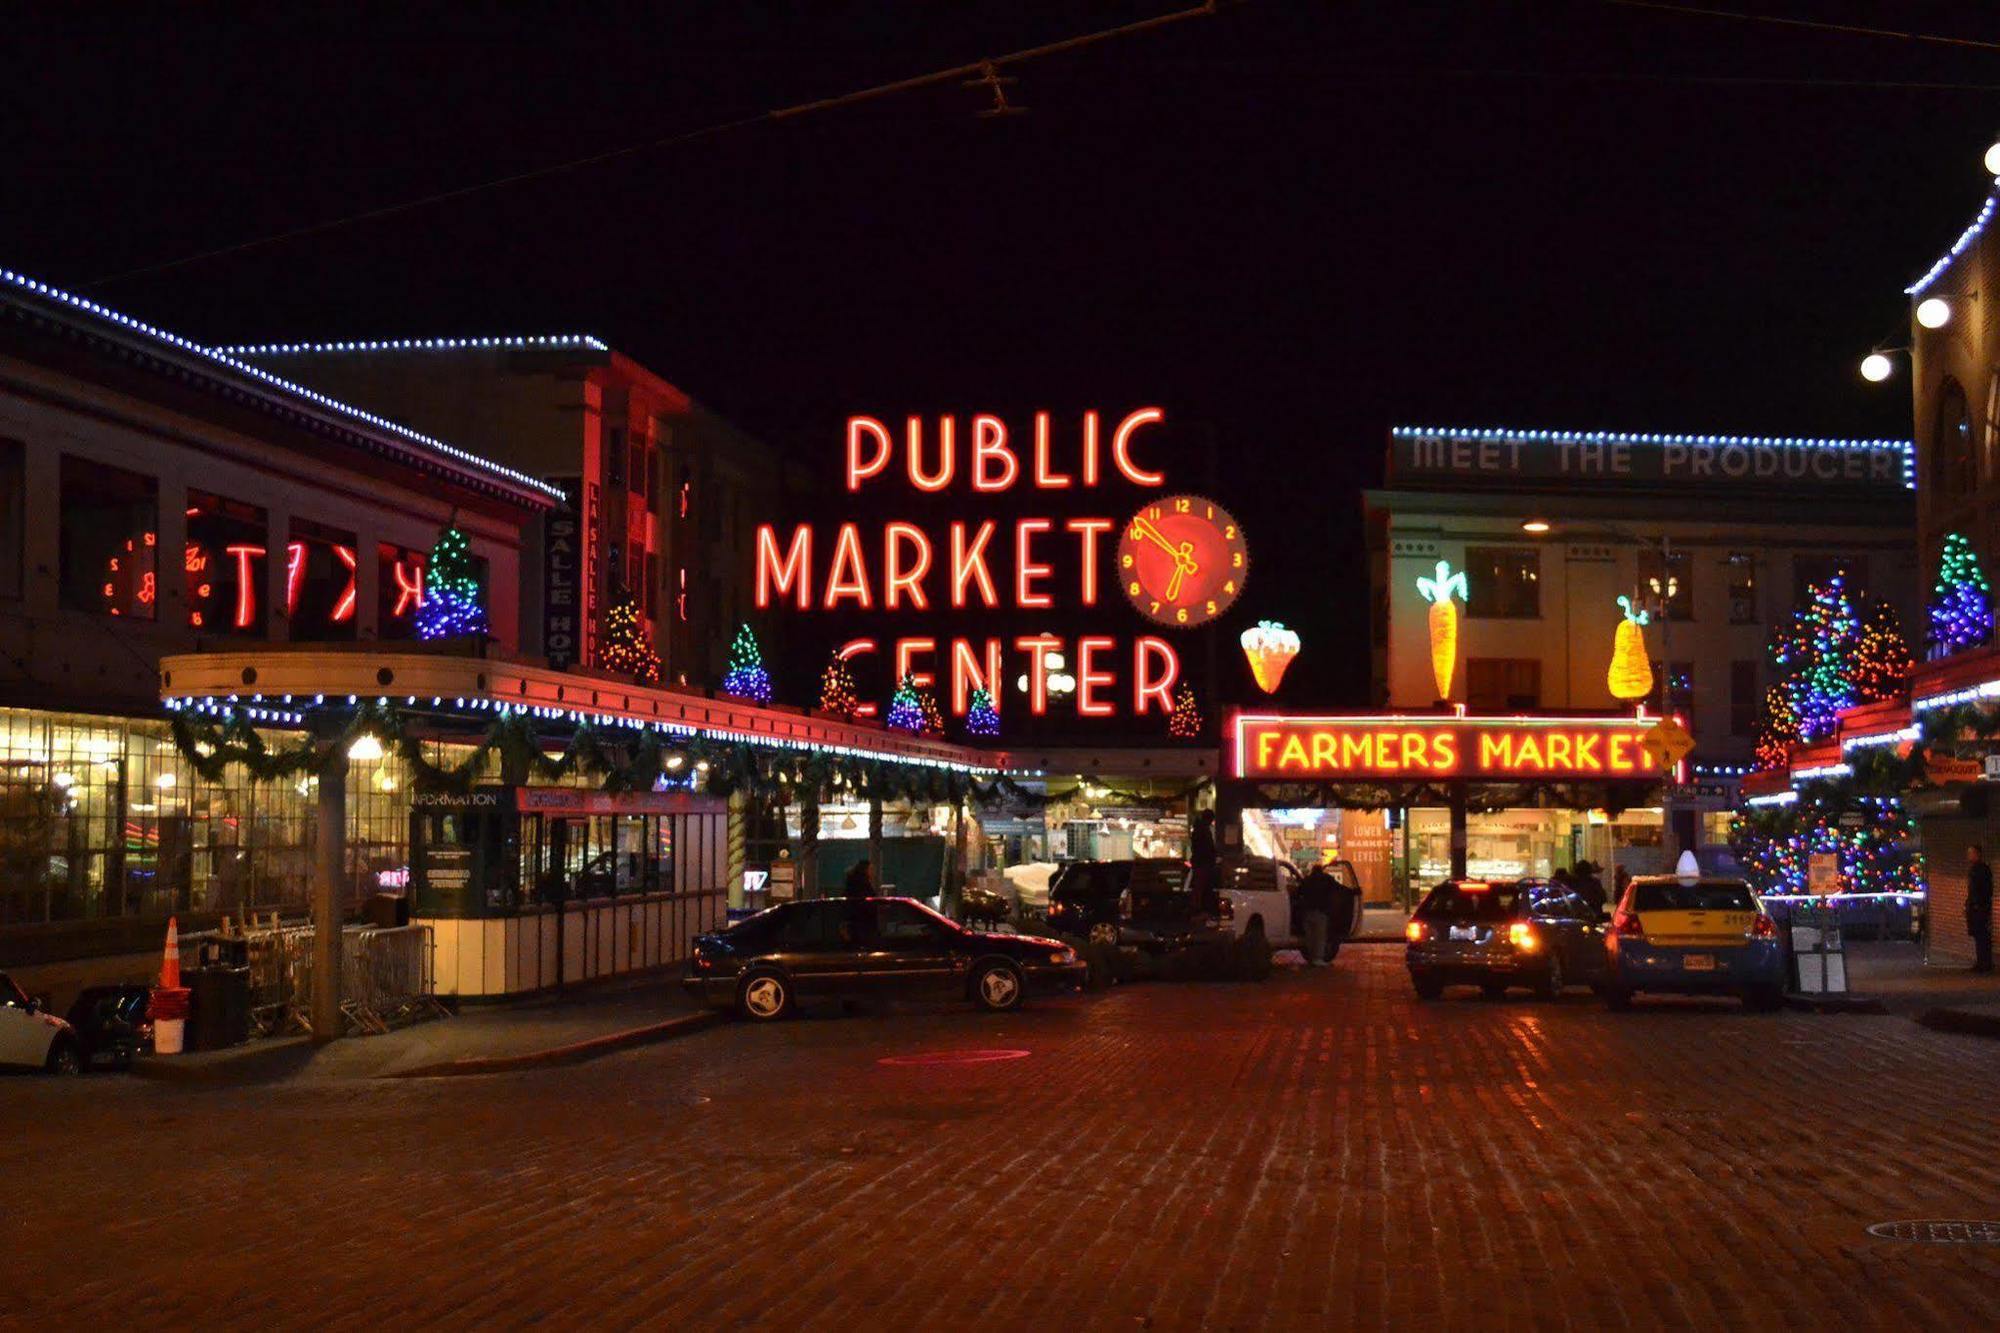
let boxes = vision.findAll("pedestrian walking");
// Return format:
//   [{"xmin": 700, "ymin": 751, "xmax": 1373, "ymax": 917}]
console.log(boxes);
[
  {"xmin": 1572, "ymin": 860, "xmax": 1608, "ymax": 916},
  {"xmin": 844, "ymin": 858, "xmax": 875, "ymax": 900},
  {"xmin": 1298, "ymin": 862, "xmax": 1336, "ymax": 966},
  {"xmin": 1967, "ymin": 844, "xmax": 1994, "ymax": 974}
]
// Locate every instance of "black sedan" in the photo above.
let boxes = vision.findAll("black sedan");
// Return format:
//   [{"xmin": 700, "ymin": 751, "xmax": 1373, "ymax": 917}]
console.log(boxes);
[
  {"xmin": 684, "ymin": 896, "xmax": 1086, "ymax": 1021},
  {"xmin": 1405, "ymin": 879, "xmax": 1609, "ymax": 1000}
]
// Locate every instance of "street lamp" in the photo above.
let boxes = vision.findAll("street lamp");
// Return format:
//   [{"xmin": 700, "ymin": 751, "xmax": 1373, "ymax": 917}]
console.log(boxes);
[
  {"xmin": 1917, "ymin": 297, "xmax": 1954, "ymax": 330},
  {"xmin": 1860, "ymin": 351, "xmax": 1895, "ymax": 383},
  {"xmin": 1984, "ymin": 138, "xmax": 2000, "ymax": 176},
  {"xmin": 1520, "ymin": 518, "xmax": 1679, "ymax": 719}
]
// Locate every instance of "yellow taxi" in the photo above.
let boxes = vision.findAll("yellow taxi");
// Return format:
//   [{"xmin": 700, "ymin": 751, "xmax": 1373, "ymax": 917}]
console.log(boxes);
[{"xmin": 1603, "ymin": 872, "xmax": 1784, "ymax": 1011}]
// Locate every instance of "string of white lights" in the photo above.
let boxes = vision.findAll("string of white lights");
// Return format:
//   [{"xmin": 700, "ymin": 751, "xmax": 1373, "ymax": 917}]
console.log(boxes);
[
  {"xmin": 1906, "ymin": 184, "xmax": 2000, "ymax": 296},
  {"xmin": 215, "ymin": 334, "xmax": 608, "ymax": 357}
]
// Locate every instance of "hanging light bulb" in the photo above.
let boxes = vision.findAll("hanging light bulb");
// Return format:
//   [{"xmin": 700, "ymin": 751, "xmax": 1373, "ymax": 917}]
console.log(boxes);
[
  {"xmin": 347, "ymin": 734, "xmax": 384, "ymax": 761},
  {"xmin": 1917, "ymin": 297, "xmax": 1953, "ymax": 329},
  {"xmin": 1860, "ymin": 352, "xmax": 1894, "ymax": 383},
  {"xmin": 1984, "ymin": 139, "xmax": 2000, "ymax": 176}
]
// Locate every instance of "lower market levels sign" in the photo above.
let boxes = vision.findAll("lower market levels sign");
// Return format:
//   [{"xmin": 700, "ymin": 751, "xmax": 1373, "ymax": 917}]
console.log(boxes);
[{"xmin": 1229, "ymin": 713, "xmax": 1667, "ymax": 781}]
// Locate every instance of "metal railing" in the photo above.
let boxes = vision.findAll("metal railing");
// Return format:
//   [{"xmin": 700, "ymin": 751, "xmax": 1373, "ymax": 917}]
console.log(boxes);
[{"xmin": 199, "ymin": 921, "xmax": 446, "ymax": 1038}]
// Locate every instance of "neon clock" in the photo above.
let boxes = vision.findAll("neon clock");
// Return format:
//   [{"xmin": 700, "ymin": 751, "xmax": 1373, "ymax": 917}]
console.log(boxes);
[{"xmin": 1116, "ymin": 494, "xmax": 1248, "ymax": 628}]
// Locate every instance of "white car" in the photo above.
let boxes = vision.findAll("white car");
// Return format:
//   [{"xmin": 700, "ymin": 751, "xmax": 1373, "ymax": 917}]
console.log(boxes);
[
  {"xmin": 0, "ymin": 972, "xmax": 81, "ymax": 1074},
  {"xmin": 1215, "ymin": 858, "xmax": 1366, "ymax": 948}
]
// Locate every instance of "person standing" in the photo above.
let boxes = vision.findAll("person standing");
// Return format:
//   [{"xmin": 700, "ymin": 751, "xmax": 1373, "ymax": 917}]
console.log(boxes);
[
  {"xmin": 1571, "ymin": 861, "xmax": 1607, "ymax": 916},
  {"xmin": 1325, "ymin": 866, "xmax": 1360, "ymax": 961},
  {"xmin": 1298, "ymin": 862, "xmax": 1336, "ymax": 966},
  {"xmin": 1967, "ymin": 844, "xmax": 1993, "ymax": 974},
  {"xmin": 843, "ymin": 858, "xmax": 875, "ymax": 900}
]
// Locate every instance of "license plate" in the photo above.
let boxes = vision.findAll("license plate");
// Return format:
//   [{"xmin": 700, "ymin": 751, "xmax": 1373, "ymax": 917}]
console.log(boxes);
[
  {"xmin": 1449, "ymin": 926, "xmax": 1478, "ymax": 942},
  {"xmin": 1683, "ymin": 954, "xmax": 1716, "ymax": 971}
]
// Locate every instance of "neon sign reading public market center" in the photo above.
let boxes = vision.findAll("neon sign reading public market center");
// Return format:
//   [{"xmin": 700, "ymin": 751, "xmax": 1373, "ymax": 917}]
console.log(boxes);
[{"xmin": 756, "ymin": 409, "xmax": 1235, "ymax": 719}]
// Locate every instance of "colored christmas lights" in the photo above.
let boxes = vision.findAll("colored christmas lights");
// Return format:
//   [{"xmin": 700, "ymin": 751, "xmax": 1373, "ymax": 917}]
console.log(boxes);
[
  {"xmin": 1606, "ymin": 595, "xmax": 1653, "ymax": 702},
  {"xmin": 721, "ymin": 624, "xmax": 773, "ymax": 705},
  {"xmin": 1240, "ymin": 620, "xmax": 1301, "ymax": 694},
  {"xmin": 817, "ymin": 652, "xmax": 860, "ymax": 721},
  {"xmin": 1167, "ymin": 681, "xmax": 1202, "ymax": 739},
  {"xmin": 415, "ymin": 521, "xmax": 486, "ymax": 640},
  {"xmin": 918, "ymin": 686, "xmax": 945, "ymax": 737},
  {"xmin": 886, "ymin": 674, "xmax": 925, "ymax": 733},
  {"xmin": 965, "ymin": 687, "xmax": 1000, "ymax": 738},
  {"xmin": 599, "ymin": 585, "xmax": 661, "ymax": 684},
  {"xmin": 1928, "ymin": 531, "xmax": 1992, "ymax": 658},
  {"xmin": 1769, "ymin": 573, "xmax": 1860, "ymax": 745},
  {"xmin": 1851, "ymin": 599, "xmax": 1914, "ymax": 702},
  {"xmin": 1415, "ymin": 560, "xmax": 1467, "ymax": 701}
]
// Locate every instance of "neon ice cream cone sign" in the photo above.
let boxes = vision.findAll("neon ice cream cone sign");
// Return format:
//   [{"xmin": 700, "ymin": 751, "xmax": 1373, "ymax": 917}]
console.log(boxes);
[{"xmin": 1239, "ymin": 619, "xmax": 1300, "ymax": 694}]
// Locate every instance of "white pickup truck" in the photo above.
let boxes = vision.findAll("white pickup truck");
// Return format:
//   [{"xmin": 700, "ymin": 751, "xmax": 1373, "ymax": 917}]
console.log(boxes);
[{"xmin": 1215, "ymin": 858, "xmax": 1366, "ymax": 948}]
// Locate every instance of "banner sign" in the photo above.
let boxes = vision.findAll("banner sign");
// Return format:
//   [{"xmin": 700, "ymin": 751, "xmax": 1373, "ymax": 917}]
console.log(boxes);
[
  {"xmin": 1230, "ymin": 714, "xmax": 1665, "ymax": 781},
  {"xmin": 1387, "ymin": 429, "xmax": 1910, "ymax": 494}
]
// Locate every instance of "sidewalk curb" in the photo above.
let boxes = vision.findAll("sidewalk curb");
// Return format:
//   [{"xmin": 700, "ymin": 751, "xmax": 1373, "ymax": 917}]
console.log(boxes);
[
  {"xmin": 1782, "ymin": 994, "xmax": 1889, "ymax": 1015},
  {"xmin": 384, "ymin": 1010, "xmax": 722, "ymax": 1078},
  {"xmin": 1916, "ymin": 1006, "xmax": 2000, "ymax": 1039},
  {"xmin": 130, "ymin": 1035, "xmax": 318, "ymax": 1086}
]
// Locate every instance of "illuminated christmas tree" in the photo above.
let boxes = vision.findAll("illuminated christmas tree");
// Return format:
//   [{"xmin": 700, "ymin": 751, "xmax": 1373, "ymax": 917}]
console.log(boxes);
[
  {"xmin": 886, "ymin": 674, "xmax": 924, "ymax": 733},
  {"xmin": 1770, "ymin": 573, "xmax": 1860, "ymax": 743},
  {"xmin": 720, "ymin": 624, "xmax": 772, "ymax": 705},
  {"xmin": 1754, "ymin": 684, "xmax": 1799, "ymax": 771},
  {"xmin": 1851, "ymin": 599, "xmax": 1914, "ymax": 702},
  {"xmin": 599, "ymin": 585, "xmax": 661, "ymax": 684},
  {"xmin": 965, "ymin": 687, "xmax": 1000, "ymax": 738},
  {"xmin": 918, "ymin": 686, "xmax": 945, "ymax": 736},
  {"xmin": 1929, "ymin": 531, "xmax": 1992, "ymax": 658},
  {"xmin": 415, "ymin": 519, "xmax": 485, "ymax": 640},
  {"xmin": 1168, "ymin": 681, "xmax": 1202, "ymax": 739},
  {"xmin": 817, "ymin": 652, "xmax": 859, "ymax": 720}
]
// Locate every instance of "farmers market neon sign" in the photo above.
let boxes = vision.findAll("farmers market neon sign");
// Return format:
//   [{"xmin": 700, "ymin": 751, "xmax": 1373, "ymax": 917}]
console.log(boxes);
[{"xmin": 1230, "ymin": 714, "xmax": 1664, "ymax": 780}]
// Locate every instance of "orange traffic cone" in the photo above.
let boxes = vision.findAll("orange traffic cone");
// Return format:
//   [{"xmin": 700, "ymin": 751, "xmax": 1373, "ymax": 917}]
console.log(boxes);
[{"xmin": 160, "ymin": 915, "xmax": 181, "ymax": 989}]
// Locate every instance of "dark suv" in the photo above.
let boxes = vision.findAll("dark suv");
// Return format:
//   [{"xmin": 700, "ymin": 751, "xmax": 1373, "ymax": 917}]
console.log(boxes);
[
  {"xmin": 1405, "ymin": 879, "xmax": 1608, "ymax": 1000},
  {"xmin": 1045, "ymin": 858, "xmax": 1208, "ymax": 950}
]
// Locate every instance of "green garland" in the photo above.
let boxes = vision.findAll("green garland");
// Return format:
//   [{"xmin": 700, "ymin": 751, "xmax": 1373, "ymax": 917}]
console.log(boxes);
[
  {"xmin": 970, "ymin": 776, "xmax": 1214, "ymax": 810},
  {"xmin": 166, "ymin": 705, "xmax": 982, "ymax": 804}
]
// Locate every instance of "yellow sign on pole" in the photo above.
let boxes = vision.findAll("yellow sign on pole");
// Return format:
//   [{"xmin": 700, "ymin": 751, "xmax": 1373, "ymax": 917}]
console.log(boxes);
[{"xmin": 1642, "ymin": 718, "xmax": 1695, "ymax": 770}]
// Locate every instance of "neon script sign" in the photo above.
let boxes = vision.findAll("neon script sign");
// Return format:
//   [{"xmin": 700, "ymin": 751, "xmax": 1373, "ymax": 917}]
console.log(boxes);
[
  {"xmin": 1231, "ymin": 715, "xmax": 1665, "ymax": 781},
  {"xmin": 755, "ymin": 410, "xmax": 1212, "ymax": 718}
]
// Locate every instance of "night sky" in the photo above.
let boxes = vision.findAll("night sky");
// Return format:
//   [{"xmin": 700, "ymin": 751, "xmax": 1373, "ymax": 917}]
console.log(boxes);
[{"xmin": 7, "ymin": 2, "xmax": 1997, "ymax": 707}]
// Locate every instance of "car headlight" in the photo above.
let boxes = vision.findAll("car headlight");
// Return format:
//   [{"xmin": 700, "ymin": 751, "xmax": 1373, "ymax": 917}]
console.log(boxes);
[{"xmin": 1050, "ymin": 948, "xmax": 1076, "ymax": 965}]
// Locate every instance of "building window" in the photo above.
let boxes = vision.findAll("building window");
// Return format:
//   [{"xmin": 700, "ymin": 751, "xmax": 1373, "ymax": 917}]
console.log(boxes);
[
  {"xmin": 1730, "ymin": 660, "xmax": 1758, "ymax": 736},
  {"xmin": 1984, "ymin": 371, "xmax": 2000, "ymax": 486},
  {"xmin": 377, "ymin": 542, "xmax": 427, "ymax": 640},
  {"xmin": 1935, "ymin": 377, "xmax": 1974, "ymax": 499},
  {"xmin": 185, "ymin": 490, "xmax": 269, "ymax": 635},
  {"xmin": 1726, "ymin": 553, "xmax": 1757, "ymax": 624},
  {"xmin": 1466, "ymin": 657, "xmax": 1540, "ymax": 711},
  {"xmin": 1637, "ymin": 547, "xmax": 1694, "ymax": 621},
  {"xmin": 1464, "ymin": 546, "xmax": 1540, "ymax": 619},
  {"xmin": 286, "ymin": 517, "xmax": 360, "ymax": 641},
  {"xmin": 630, "ymin": 441, "xmax": 646, "ymax": 498},
  {"xmin": 61, "ymin": 456, "xmax": 158, "ymax": 618},
  {"xmin": 606, "ymin": 427, "xmax": 626, "ymax": 488},
  {"xmin": 1651, "ymin": 660, "xmax": 1694, "ymax": 716}
]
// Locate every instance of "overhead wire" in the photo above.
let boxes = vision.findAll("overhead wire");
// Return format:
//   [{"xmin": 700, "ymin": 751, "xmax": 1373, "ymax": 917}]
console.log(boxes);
[{"xmin": 1602, "ymin": 0, "xmax": 2000, "ymax": 55}]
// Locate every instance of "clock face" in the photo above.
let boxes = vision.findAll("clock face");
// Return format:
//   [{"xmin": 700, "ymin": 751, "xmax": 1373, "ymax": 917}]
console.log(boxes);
[{"xmin": 1116, "ymin": 494, "xmax": 1249, "ymax": 628}]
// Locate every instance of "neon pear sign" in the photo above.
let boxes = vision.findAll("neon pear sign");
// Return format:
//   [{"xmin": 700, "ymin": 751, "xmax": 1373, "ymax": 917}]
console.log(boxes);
[{"xmin": 756, "ymin": 409, "xmax": 1240, "ymax": 719}]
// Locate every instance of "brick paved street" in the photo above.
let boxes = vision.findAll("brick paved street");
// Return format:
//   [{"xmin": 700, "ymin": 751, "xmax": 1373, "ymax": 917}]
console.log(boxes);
[{"xmin": 8, "ymin": 946, "xmax": 2000, "ymax": 1330}]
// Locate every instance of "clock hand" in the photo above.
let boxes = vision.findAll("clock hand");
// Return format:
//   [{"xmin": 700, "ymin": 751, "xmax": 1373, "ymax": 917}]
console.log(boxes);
[
  {"xmin": 1165, "ymin": 544, "xmax": 1197, "ymax": 601},
  {"xmin": 1130, "ymin": 517, "xmax": 1182, "ymax": 559}
]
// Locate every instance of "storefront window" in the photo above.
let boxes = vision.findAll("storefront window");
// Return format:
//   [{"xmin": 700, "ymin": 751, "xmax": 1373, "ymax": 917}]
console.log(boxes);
[
  {"xmin": 1465, "ymin": 546, "xmax": 1540, "ymax": 619},
  {"xmin": 61, "ymin": 456, "xmax": 157, "ymax": 618},
  {"xmin": 286, "ymin": 517, "xmax": 360, "ymax": 641},
  {"xmin": 186, "ymin": 490, "xmax": 269, "ymax": 635},
  {"xmin": 377, "ymin": 541, "xmax": 426, "ymax": 640}
]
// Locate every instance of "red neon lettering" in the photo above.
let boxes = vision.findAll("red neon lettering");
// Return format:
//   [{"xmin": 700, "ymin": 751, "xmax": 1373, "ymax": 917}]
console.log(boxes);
[
  {"xmin": 1033, "ymin": 412, "xmax": 1072, "ymax": 488},
  {"xmin": 896, "ymin": 637, "xmax": 937, "ymax": 691},
  {"xmin": 950, "ymin": 521, "xmax": 998, "ymax": 608},
  {"xmin": 225, "ymin": 544, "xmax": 265, "ymax": 628},
  {"xmin": 951, "ymin": 639, "xmax": 1003, "ymax": 715},
  {"xmin": 1133, "ymin": 636, "xmax": 1178, "ymax": 714},
  {"xmin": 838, "ymin": 639, "xmax": 879, "ymax": 717},
  {"xmin": 392, "ymin": 557, "xmax": 424, "ymax": 617},
  {"xmin": 332, "ymin": 545, "xmax": 357, "ymax": 622},
  {"xmin": 846, "ymin": 417, "xmax": 892, "ymax": 491},
  {"xmin": 1016, "ymin": 519, "xmax": 1053, "ymax": 608},
  {"xmin": 1081, "ymin": 410, "xmax": 1101, "ymax": 487},
  {"xmin": 884, "ymin": 523, "xmax": 933, "ymax": 611},
  {"xmin": 1015, "ymin": 634, "xmax": 1061, "ymax": 715},
  {"xmin": 971, "ymin": 415, "xmax": 1018, "ymax": 491},
  {"xmin": 1076, "ymin": 637, "xmax": 1116, "ymax": 717},
  {"xmin": 756, "ymin": 524, "xmax": 812, "ymax": 609},
  {"xmin": 1066, "ymin": 518, "xmax": 1112, "ymax": 605},
  {"xmin": 1112, "ymin": 407, "xmax": 1166, "ymax": 486},
  {"xmin": 285, "ymin": 541, "xmax": 305, "ymax": 615},
  {"xmin": 907, "ymin": 416, "xmax": 954, "ymax": 491},
  {"xmin": 823, "ymin": 524, "xmax": 871, "ymax": 609}
]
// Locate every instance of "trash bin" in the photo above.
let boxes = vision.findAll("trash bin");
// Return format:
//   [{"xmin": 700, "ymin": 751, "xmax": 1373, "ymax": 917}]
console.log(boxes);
[{"xmin": 187, "ymin": 966, "xmax": 252, "ymax": 1051}]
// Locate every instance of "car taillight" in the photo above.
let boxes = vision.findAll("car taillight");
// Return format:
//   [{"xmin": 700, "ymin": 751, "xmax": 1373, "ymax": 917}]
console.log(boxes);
[
  {"xmin": 693, "ymin": 952, "xmax": 713, "ymax": 972},
  {"xmin": 1216, "ymin": 897, "xmax": 1234, "ymax": 920},
  {"xmin": 1612, "ymin": 910, "xmax": 1644, "ymax": 938},
  {"xmin": 1750, "ymin": 913, "xmax": 1778, "ymax": 939},
  {"xmin": 1508, "ymin": 922, "xmax": 1540, "ymax": 952},
  {"xmin": 1405, "ymin": 920, "xmax": 1427, "ymax": 943}
]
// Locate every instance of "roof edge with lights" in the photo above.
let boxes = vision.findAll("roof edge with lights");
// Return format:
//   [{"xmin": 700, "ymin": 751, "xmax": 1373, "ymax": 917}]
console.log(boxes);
[
  {"xmin": 1390, "ymin": 425, "xmax": 1911, "ymax": 451},
  {"xmin": 213, "ymin": 334, "xmax": 609, "ymax": 357},
  {"xmin": 0, "ymin": 266, "xmax": 566, "ymax": 509},
  {"xmin": 1906, "ymin": 181, "xmax": 1999, "ymax": 297}
]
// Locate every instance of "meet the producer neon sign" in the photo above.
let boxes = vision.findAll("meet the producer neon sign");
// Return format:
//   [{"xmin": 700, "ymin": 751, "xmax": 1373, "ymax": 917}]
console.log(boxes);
[
  {"xmin": 754, "ymin": 410, "xmax": 1198, "ymax": 718},
  {"xmin": 1232, "ymin": 715, "xmax": 1665, "ymax": 781}
]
